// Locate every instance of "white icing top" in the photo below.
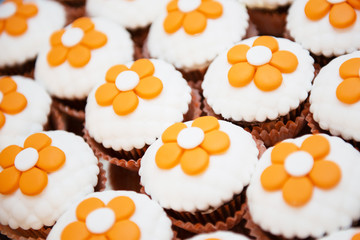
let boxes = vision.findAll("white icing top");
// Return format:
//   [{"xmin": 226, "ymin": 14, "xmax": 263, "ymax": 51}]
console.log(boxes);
[
  {"xmin": 0, "ymin": 130, "xmax": 99, "ymax": 230},
  {"xmin": 147, "ymin": 0, "xmax": 249, "ymax": 71},
  {"xmin": 0, "ymin": 76, "xmax": 51, "ymax": 151},
  {"xmin": 310, "ymin": 51, "xmax": 360, "ymax": 141},
  {"xmin": 186, "ymin": 231, "xmax": 251, "ymax": 240},
  {"xmin": 85, "ymin": 58, "xmax": 192, "ymax": 151},
  {"xmin": 247, "ymin": 134, "xmax": 360, "ymax": 239},
  {"xmin": 0, "ymin": 0, "xmax": 66, "ymax": 67},
  {"xmin": 47, "ymin": 190, "xmax": 173, "ymax": 240},
  {"xmin": 202, "ymin": 36, "xmax": 314, "ymax": 122},
  {"xmin": 34, "ymin": 17, "xmax": 134, "ymax": 100},
  {"xmin": 139, "ymin": 120, "xmax": 259, "ymax": 213},
  {"xmin": 317, "ymin": 228, "xmax": 360, "ymax": 240},
  {"xmin": 286, "ymin": 0, "xmax": 360, "ymax": 57},
  {"xmin": 238, "ymin": 0, "xmax": 293, "ymax": 10},
  {"xmin": 86, "ymin": 0, "xmax": 168, "ymax": 30}
]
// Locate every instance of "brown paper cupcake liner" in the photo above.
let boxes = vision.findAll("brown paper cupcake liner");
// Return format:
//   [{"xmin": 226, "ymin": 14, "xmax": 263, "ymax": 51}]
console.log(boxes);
[
  {"xmin": 0, "ymin": 224, "xmax": 51, "ymax": 240},
  {"xmin": 0, "ymin": 59, "xmax": 36, "ymax": 78},
  {"xmin": 95, "ymin": 160, "xmax": 107, "ymax": 192}
]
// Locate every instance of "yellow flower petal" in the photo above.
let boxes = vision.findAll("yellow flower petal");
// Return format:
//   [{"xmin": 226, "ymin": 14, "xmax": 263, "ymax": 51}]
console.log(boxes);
[
  {"xmin": 305, "ymin": 0, "xmax": 331, "ymax": 21},
  {"xmin": 270, "ymin": 50, "xmax": 298, "ymax": 73},
  {"xmin": 192, "ymin": 116, "xmax": 219, "ymax": 133},
  {"xmin": 227, "ymin": 44, "xmax": 250, "ymax": 64},
  {"xmin": 49, "ymin": 29, "xmax": 65, "ymax": 47},
  {"xmin": 106, "ymin": 65, "xmax": 129, "ymax": 83},
  {"xmin": 0, "ymin": 76, "xmax": 17, "ymax": 95},
  {"xmin": 130, "ymin": 59, "xmax": 155, "ymax": 79},
  {"xmin": 271, "ymin": 142, "xmax": 299, "ymax": 164},
  {"xmin": 112, "ymin": 91, "xmax": 139, "ymax": 116},
  {"xmin": 339, "ymin": 58, "xmax": 360, "ymax": 79},
  {"xmin": 300, "ymin": 135, "xmax": 330, "ymax": 160},
  {"xmin": 135, "ymin": 76, "xmax": 163, "ymax": 99},
  {"xmin": 19, "ymin": 167, "xmax": 48, "ymax": 196},
  {"xmin": 0, "ymin": 166, "xmax": 20, "ymax": 195},
  {"xmin": 161, "ymin": 122, "xmax": 187, "ymax": 143},
  {"xmin": 81, "ymin": 30, "xmax": 107, "ymax": 49},
  {"xmin": 155, "ymin": 142, "xmax": 183, "ymax": 169},
  {"xmin": 95, "ymin": 83, "xmax": 119, "ymax": 106},
  {"xmin": 24, "ymin": 132, "xmax": 52, "ymax": 151},
  {"xmin": 76, "ymin": 197, "xmax": 105, "ymax": 222},
  {"xmin": 47, "ymin": 45, "xmax": 69, "ymax": 67},
  {"xmin": 67, "ymin": 45, "xmax": 91, "ymax": 68},
  {"xmin": 72, "ymin": 17, "xmax": 94, "ymax": 32},
  {"xmin": 16, "ymin": 3, "xmax": 38, "ymax": 18},
  {"xmin": 254, "ymin": 64, "xmax": 283, "ymax": 91},
  {"xmin": 228, "ymin": 62, "xmax": 255, "ymax": 88},
  {"xmin": 0, "ymin": 145, "xmax": 22, "ymax": 168},
  {"xmin": 183, "ymin": 11, "xmax": 207, "ymax": 35},
  {"xmin": 167, "ymin": 0, "xmax": 179, "ymax": 11},
  {"xmin": 5, "ymin": 15, "xmax": 27, "ymax": 36},
  {"xmin": 37, "ymin": 146, "xmax": 65, "ymax": 172},
  {"xmin": 282, "ymin": 177, "xmax": 313, "ymax": 207},
  {"xmin": 329, "ymin": 2, "xmax": 356, "ymax": 28},
  {"xmin": 336, "ymin": 78, "xmax": 360, "ymax": 104},
  {"xmin": 198, "ymin": 0, "xmax": 223, "ymax": 19},
  {"xmin": 201, "ymin": 130, "xmax": 230, "ymax": 154},
  {"xmin": 0, "ymin": 111, "xmax": 5, "ymax": 129},
  {"xmin": 253, "ymin": 36, "xmax": 279, "ymax": 53},
  {"xmin": 348, "ymin": 0, "xmax": 360, "ymax": 9},
  {"xmin": 0, "ymin": 20, "xmax": 4, "ymax": 34},
  {"xmin": 163, "ymin": 10, "xmax": 184, "ymax": 34},
  {"xmin": 309, "ymin": 160, "xmax": 341, "ymax": 189},
  {"xmin": 61, "ymin": 221, "xmax": 91, "ymax": 240},
  {"xmin": 352, "ymin": 232, "xmax": 360, "ymax": 240},
  {"xmin": 107, "ymin": 196, "xmax": 136, "ymax": 221},
  {"xmin": 261, "ymin": 164, "xmax": 289, "ymax": 191},
  {"xmin": 107, "ymin": 220, "xmax": 141, "ymax": 240},
  {"xmin": 0, "ymin": 91, "xmax": 27, "ymax": 115},
  {"xmin": 180, "ymin": 147, "xmax": 209, "ymax": 175}
]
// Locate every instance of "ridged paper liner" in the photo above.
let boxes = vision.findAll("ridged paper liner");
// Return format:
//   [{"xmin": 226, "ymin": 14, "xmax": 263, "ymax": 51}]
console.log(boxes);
[
  {"xmin": 0, "ymin": 59, "xmax": 35, "ymax": 78},
  {"xmin": 203, "ymin": 100, "xmax": 309, "ymax": 147}
]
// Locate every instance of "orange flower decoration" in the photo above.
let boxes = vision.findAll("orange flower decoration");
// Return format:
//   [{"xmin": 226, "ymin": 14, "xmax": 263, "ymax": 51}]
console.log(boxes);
[
  {"xmin": 163, "ymin": 0, "xmax": 223, "ymax": 35},
  {"xmin": 227, "ymin": 36, "xmax": 299, "ymax": 92},
  {"xmin": 353, "ymin": 232, "xmax": 360, "ymax": 240},
  {"xmin": 305, "ymin": 0, "xmax": 360, "ymax": 29},
  {"xmin": 0, "ymin": 76, "xmax": 27, "ymax": 129},
  {"xmin": 336, "ymin": 57, "xmax": 360, "ymax": 104},
  {"xmin": 61, "ymin": 196, "xmax": 140, "ymax": 240},
  {"xmin": 261, "ymin": 135, "xmax": 341, "ymax": 207},
  {"xmin": 47, "ymin": 17, "xmax": 107, "ymax": 68},
  {"xmin": 0, "ymin": 133, "xmax": 65, "ymax": 196},
  {"xmin": 155, "ymin": 116, "xmax": 230, "ymax": 175},
  {"xmin": 0, "ymin": 0, "xmax": 38, "ymax": 36},
  {"xmin": 95, "ymin": 59, "xmax": 163, "ymax": 116}
]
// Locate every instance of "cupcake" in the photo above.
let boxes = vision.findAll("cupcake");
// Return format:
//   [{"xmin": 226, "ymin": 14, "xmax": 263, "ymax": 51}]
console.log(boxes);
[
  {"xmin": 139, "ymin": 116, "xmax": 260, "ymax": 234},
  {"xmin": 286, "ymin": 0, "xmax": 360, "ymax": 66},
  {"xmin": 84, "ymin": 58, "xmax": 200, "ymax": 171},
  {"xmin": 202, "ymin": 35, "xmax": 314, "ymax": 147},
  {"xmin": 0, "ymin": 0, "xmax": 67, "ymax": 77},
  {"xmin": 85, "ymin": 0, "xmax": 169, "ymax": 59},
  {"xmin": 317, "ymin": 228, "xmax": 360, "ymax": 240},
  {"xmin": 239, "ymin": 0, "xmax": 293, "ymax": 36},
  {"xmin": 0, "ymin": 75, "xmax": 55, "ymax": 151},
  {"xmin": 0, "ymin": 130, "xmax": 101, "ymax": 240},
  {"xmin": 145, "ymin": 0, "xmax": 253, "ymax": 82},
  {"xmin": 246, "ymin": 134, "xmax": 360, "ymax": 239},
  {"xmin": 186, "ymin": 231, "xmax": 251, "ymax": 240},
  {"xmin": 47, "ymin": 190, "xmax": 174, "ymax": 240},
  {"xmin": 34, "ymin": 16, "xmax": 134, "ymax": 136},
  {"xmin": 308, "ymin": 51, "xmax": 360, "ymax": 149}
]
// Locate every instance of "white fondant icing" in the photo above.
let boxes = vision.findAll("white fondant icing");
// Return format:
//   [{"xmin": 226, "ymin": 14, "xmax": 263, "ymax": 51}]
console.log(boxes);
[
  {"xmin": 177, "ymin": 127, "xmax": 204, "ymax": 149},
  {"xmin": 247, "ymin": 134, "xmax": 360, "ymax": 239},
  {"xmin": 238, "ymin": 0, "xmax": 293, "ymax": 10},
  {"xmin": 14, "ymin": 148, "xmax": 39, "ymax": 172},
  {"xmin": 47, "ymin": 190, "xmax": 174, "ymax": 240},
  {"xmin": 0, "ymin": 76, "xmax": 52, "ymax": 151},
  {"xmin": 0, "ymin": 92, "xmax": 3, "ymax": 103},
  {"xmin": 86, "ymin": 208, "xmax": 115, "ymax": 234},
  {"xmin": 178, "ymin": 0, "xmax": 201, "ymax": 13},
  {"xmin": 186, "ymin": 231, "xmax": 251, "ymax": 240},
  {"xmin": 147, "ymin": 0, "xmax": 249, "ymax": 71},
  {"xmin": 115, "ymin": 70, "xmax": 140, "ymax": 91},
  {"xmin": 61, "ymin": 28, "xmax": 84, "ymax": 48},
  {"xmin": 0, "ymin": 2, "xmax": 16, "ymax": 19},
  {"xmin": 0, "ymin": 130, "xmax": 99, "ymax": 230},
  {"xmin": 286, "ymin": 0, "xmax": 360, "ymax": 57},
  {"xmin": 310, "ymin": 51, "xmax": 360, "ymax": 141},
  {"xmin": 85, "ymin": 58, "xmax": 191, "ymax": 152},
  {"xmin": 35, "ymin": 17, "xmax": 134, "ymax": 100},
  {"xmin": 0, "ymin": 0, "xmax": 66, "ymax": 67},
  {"xmin": 317, "ymin": 228, "xmax": 360, "ymax": 240},
  {"xmin": 202, "ymin": 36, "xmax": 314, "ymax": 122},
  {"xmin": 327, "ymin": 0, "xmax": 346, "ymax": 4},
  {"xmin": 246, "ymin": 46, "xmax": 272, "ymax": 66},
  {"xmin": 86, "ymin": 0, "xmax": 169, "ymax": 30},
  {"xmin": 284, "ymin": 151, "xmax": 314, "ymax": 177},
  {"xmin": 139, "ymin": 120, "xmax": 259, "ymax": 213}
]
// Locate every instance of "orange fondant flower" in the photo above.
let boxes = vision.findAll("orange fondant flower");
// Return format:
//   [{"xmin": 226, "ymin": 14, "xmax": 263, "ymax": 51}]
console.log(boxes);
[
  {"xmin": 47, "ymin": 17, "xmax": 107, "ymax": 68},
  {"xmin": 336, "ymin": 57, "xmax": 360, "ymax": 104},
  {"xmin": 0, "ymin": 133, "xmax": 65, "ymax": 196},
  {"xmin": 352, "ymin": 232, "xmax": 360, "ymax": 240},
  {"xmin": 0, "ymin": 0, "xmax": 38, "ymax": 36},
  {"xmin": 261, "ymin": 135, "xmax": 341, "ymax": 207},
  {"xmin": 155, "ymin": 116, "xmax": 230, "ymax": 175},
  {"xmin": 0, "ymin": 76, "xmax": 27, "ymax": 129},
  {"xmin": 61, "ymin": 196, "xmax": 140, "ymax": 240},
  {"xmin": 227, "ymin": 36, "xmax": 299, "ymax": 92},
  {"xmin": 95, "ymin": 59, "xmax": 163, "ymax": 116},
  {"xmin": 305, "ymin": 0, "xmax": 360, "ymax": 28},
  {"xmin": 163, "ymin": 0, "xmax": 223, "ymax": 35}
]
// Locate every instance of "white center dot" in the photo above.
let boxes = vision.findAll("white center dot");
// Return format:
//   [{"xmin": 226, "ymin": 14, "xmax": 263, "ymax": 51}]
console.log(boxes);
[
  {"xmin": 246, "ymin": 46, "xmax": 273, "ymax": 66},
  {"xmin": 177, "ymin": 127, "xmax": 204, "ymax": 149},
  {"xmin": 86, "ymin": 208, "xmax": 115, "ymax": 234},
  {"xmin": 14, "ymin": 148, "xmax": 39, "ymax": 172},
  {"xmin": 178, "ymin": 0, "xmax": 201, "ymax": 12},
  {"xmin": 115, "ymin": 70, "xmax": 140, "ymax": 91},
  {"xmin": 327, "ymin": 0, "xmax": 345, "ymax": 4},
  {"xmin": 61, "ymin": 27, "xmax": 84, "ymax": 47},
  {"xmin": 0, "ymin": 92, "xmax": 3, "ymax": 104},
  {"xmin": 284, "ymin": 151, "xmax": 314, "ymax": 177},
  {"xmin": 0, "ymin": 2, "xmax": 16, "ymax": 19}
]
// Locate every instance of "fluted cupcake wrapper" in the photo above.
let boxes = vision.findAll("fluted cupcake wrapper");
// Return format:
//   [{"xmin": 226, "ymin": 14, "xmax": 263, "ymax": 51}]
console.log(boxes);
[
  {"xmin": 0, "ymin": 59, "xmax": 36, "ymax": 79},
  {"xmin": 0, "ymin": 225, "xmax": 51, "ymax": 240}
]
